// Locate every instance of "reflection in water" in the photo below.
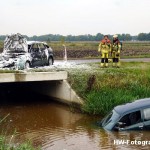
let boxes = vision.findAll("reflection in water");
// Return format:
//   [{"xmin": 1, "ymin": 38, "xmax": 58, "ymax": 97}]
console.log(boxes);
[{"xmin": 0, "ymin": 84, "xmax": 150, "ymax": 150}]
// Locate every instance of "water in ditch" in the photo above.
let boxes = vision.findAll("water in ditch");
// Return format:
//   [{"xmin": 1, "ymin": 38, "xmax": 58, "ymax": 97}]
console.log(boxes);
[{"xmin": 0, "ymin": 88, "xmax": 150, "ymax": 150}]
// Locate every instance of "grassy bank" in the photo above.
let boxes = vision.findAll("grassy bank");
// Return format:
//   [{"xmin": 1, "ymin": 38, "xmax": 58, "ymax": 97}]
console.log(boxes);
[
  {"xmin": 0, "ymin": 137, "xmax": 37, "ymax": 150},
  {"xmin": 67, "ymin": 62, "xmax": 150, "ymax": 115}
]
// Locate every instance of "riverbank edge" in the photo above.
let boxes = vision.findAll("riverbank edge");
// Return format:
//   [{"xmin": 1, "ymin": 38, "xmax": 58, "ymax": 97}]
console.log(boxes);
[
  {"xmin": 0, "ymin": 136, "xmax": 37, "ymax": 150},
  {"xmin": 66, "ymin": 62, "xmax": 150, "ymax": 115}
]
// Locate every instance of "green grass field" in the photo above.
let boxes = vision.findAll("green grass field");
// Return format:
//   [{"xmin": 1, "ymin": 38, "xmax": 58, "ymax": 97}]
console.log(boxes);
[{"xmin": 67, "ymin": 62, "xmax": 150, "ymax": 115}]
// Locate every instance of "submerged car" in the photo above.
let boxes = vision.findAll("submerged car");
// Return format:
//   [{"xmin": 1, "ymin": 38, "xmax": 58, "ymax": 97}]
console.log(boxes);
[
  {"xmin": 0, "ymin": 33, "xmax": 54, "ymax": 69},
  {"xmin": 100, "ymin": 98, "xmax": 150, "ymax": 131}
]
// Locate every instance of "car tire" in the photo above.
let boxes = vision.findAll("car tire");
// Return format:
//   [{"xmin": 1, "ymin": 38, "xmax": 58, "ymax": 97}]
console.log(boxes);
[
  {"xmin": 48, "ymin": 57, "xmax": 53, "ymax": 66},
  {"xmin": 24, "ymin": 61, "xmax": 30, "ymax": 69}
]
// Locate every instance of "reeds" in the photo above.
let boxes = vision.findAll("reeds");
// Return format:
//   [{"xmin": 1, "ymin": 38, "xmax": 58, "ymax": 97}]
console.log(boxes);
[{"xmin": 0, "ymin": 115, "xmax": 38, "ymax": 150}]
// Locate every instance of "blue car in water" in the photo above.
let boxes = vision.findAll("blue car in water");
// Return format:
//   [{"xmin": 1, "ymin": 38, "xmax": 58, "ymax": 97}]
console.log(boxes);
[{"xmin": 100, "ymin": 98, "xmax": 150, "ymax": 131}]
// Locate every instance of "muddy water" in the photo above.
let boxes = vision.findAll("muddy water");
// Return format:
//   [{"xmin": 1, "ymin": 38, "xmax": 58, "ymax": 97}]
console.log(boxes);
[{"xmin": 0, "ymin": 87, "xmax": 150, "ymax": 150}]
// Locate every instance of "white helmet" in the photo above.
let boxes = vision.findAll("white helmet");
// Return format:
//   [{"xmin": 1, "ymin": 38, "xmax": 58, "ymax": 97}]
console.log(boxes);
[{"xmin": 113, "ymin": 34, "xmax": 118, "ymax": 38}]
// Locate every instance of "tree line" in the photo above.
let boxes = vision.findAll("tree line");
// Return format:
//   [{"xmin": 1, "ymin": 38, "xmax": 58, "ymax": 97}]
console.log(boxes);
[{"xmin": 0, "ymin": 33, "xmax": 150, "ymax": 41}]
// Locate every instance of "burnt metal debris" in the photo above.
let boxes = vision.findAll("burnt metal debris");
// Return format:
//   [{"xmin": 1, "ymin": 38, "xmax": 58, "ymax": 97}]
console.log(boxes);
[
  {"xmin": 0, "ymin": 33, "xmax": 29, "ymax": 69},
  {"xmin": 3, "ymin": 33, "xmax": 28, "ymax": 53}
]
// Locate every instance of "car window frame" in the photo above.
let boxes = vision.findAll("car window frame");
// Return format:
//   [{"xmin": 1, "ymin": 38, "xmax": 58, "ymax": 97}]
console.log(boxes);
[
  {"xmin": 28, "ymin": 44, "xmax": 32, "ymax": 52},
  {"xmin": 44, "ymin": 44, "xmax": 49, "ymax": 48},
  {"xmin": 38, "ymin": 43, "xmax": 46, "ymax": 51},
  {"xmin": 101, "ymin": 110, "xmax": 120, "ymax": 127},
  {"xmin": 30, "ymin": 43, "xmax": 39, "ymax": 53}
]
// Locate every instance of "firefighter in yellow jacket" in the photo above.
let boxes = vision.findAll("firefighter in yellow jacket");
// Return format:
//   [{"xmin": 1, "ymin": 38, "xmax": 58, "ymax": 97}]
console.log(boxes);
[
  {"xmin": 98, "ymin": 35, "xmax": 111, "ymax": 67},
  {"xmin": 111, "ymin": 35, "xmax": 122, "ymax": 67}
]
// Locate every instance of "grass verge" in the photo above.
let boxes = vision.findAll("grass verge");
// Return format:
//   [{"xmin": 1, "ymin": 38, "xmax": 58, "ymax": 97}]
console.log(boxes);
[{"xmin": 67, "ymin": 62, "xmax": 150, "ymax": 115}]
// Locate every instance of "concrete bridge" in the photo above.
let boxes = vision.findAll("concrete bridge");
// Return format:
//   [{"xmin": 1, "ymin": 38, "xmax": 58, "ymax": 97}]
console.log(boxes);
[{"xmin": 0, "ymin": 72, "xmax": 83, "ymax": 106}]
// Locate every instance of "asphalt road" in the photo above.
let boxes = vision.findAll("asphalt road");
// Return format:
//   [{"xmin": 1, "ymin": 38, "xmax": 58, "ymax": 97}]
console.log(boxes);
[{"xmin": 55, "ymin": 58, "xmax": 150, "ymax": 64}]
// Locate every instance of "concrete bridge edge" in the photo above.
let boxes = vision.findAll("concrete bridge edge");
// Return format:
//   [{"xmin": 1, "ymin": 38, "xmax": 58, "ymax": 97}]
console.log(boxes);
[
  {"xmin": 0, "ymin": 72, "xmax": 84, "ymax": 107},
  {"xmin": 31, "ymin": 80, "xmax": 84, "ymax": 107},
  {"xmin": 50, "ymin": 80, "xmax": 84, "ymax": 106}
]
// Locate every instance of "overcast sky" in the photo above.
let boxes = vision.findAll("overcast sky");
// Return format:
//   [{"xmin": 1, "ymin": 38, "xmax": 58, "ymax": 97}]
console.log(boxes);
[{"xmin": 0, "ymin": 0, "xmax": 150, "ymax": 36}]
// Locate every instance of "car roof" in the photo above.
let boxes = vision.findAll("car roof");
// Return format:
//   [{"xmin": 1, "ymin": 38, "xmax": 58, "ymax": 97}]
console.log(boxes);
[
  {"xmin": 27, "ymin": 41, "xmax": 47, "ymax": 45},
  {"xmin": 114, "ymin": 98, "xmax": 150, "ymax": 115}
]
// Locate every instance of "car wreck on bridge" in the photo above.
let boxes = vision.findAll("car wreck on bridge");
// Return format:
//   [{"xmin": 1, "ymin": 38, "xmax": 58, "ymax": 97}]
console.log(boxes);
[
  {"xmin": 100, "ymin": 98, "xmax": 150, "ymax": 131},
  {"xmin": 0, "ymin": 33, "xmax": 54, "ymax": 70}
]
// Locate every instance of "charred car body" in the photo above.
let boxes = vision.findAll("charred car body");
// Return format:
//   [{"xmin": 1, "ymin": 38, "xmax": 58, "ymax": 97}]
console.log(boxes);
[
  {"xmin": 0, "ymin": 33, "xmax": 54, "ymax": 69},
  {"xmin": 100, "ymin": 98, "xmax": 150, "ymax": 131}
]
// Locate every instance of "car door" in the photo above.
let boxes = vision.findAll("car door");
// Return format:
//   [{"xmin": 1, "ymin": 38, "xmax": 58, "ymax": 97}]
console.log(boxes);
[
  {"xmin": 142, "ymin": 107, "xmax": 150, "ymax": 130},
  {"xmin": 115, "ymin": 110, "xmax": 144, "ymax": 131},
  {"xmin": 30, "ymin": 43, "xmax": 42, "ymax": 66},
  {"xmin": 120, "ymin": 122, "xmax": 144, "ymax": 131}
]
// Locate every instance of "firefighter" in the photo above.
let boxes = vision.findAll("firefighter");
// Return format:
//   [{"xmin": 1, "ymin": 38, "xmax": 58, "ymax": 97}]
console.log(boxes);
[
  {"xmin": 112, "ymin": 34, "xmax": 122, "ymax": 67},
  {"xmin": 98, "ymin": 35, "xmax": 111, "ymax": 67}
]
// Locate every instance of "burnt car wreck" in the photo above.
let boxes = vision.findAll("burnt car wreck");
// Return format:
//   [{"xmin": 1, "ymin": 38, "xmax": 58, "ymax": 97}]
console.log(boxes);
[
  {"xmin": 0, "ymin": 33, "xmax": 54, "ymax": 70},
  {"xmin": 100, "ymin": 98, "xmax": 150, "ymax": 131}
]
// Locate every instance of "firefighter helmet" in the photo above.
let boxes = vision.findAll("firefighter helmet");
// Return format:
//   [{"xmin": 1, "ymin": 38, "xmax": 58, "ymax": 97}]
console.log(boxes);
[{"xmin": 113, "ymin": 34, "xmax": 118, "ymax": 38}]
